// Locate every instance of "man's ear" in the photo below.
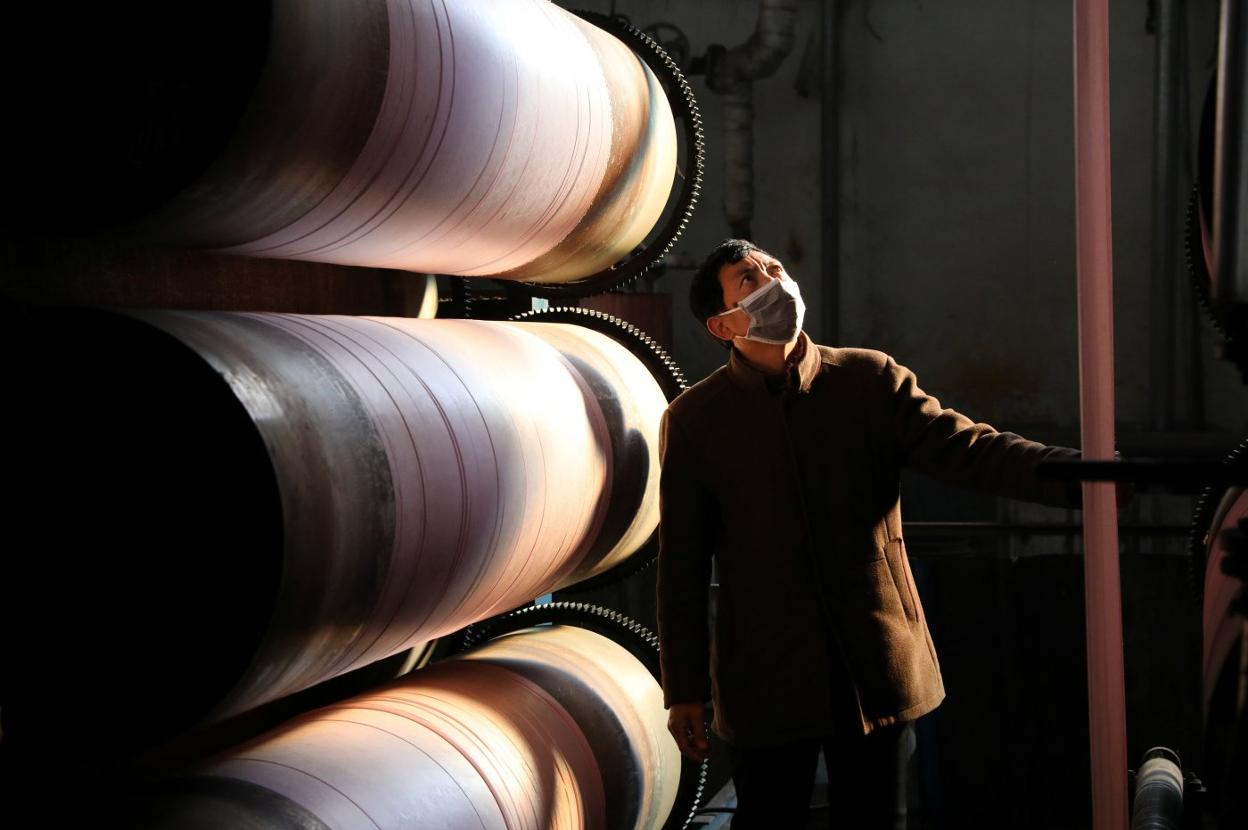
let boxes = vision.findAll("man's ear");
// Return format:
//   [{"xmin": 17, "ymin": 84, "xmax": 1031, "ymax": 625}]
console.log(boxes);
[{"xmin": 705, "ymin": 314, "xmax": 734, "ymax": 342}]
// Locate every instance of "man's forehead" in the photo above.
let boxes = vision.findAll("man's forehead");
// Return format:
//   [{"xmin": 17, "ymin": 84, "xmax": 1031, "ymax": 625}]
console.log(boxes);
[
  {"xmin": 740, "ymin": 251, "xmax": 776, "ymax": 267},
  {"xmin": 720, "ymin": 251, "xmax": 774, "ymax": 280}
]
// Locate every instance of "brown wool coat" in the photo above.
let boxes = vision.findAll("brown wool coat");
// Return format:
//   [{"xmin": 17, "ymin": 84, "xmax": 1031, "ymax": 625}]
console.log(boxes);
[{"xmin": 656, "ymin": 335, "xmax": 1079, "ymax": 746}]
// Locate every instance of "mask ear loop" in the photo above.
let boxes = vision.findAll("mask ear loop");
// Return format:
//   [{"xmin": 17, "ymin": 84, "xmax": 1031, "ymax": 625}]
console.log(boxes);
[
  {"xmin": 716, "ymin": 277, "xmax": 777, "ymax": 321},
  {"xmin": 710, "ymin": 306, "xmax": 747, "ymax": 346}
]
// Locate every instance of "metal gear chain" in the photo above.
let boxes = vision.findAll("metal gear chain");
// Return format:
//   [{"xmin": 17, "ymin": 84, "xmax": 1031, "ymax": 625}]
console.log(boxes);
[
  {"xmin": 508, "ymin": 304, "xmax": 689, "ymax": 400},
  {"xmin": 1184, "ymin": 184, "xmax": 1232, "ymax": 342},
  {"xmin": 1186, "ymin": 436, "xmax": 1248, "ymax": 604}
]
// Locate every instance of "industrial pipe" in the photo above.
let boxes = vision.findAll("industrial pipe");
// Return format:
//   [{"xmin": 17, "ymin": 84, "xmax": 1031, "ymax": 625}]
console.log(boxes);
[
  {"xmin": 819, "ymin": 0, "xmax": 841, "ymax": 348},
  {"xmin": 706, "ymin": 0, "xmax": 798, "ymax": 238},
  {"xmin": 1, "ymin": 311, "xmax": 667, "ymax": 756},
  {"xmin": 1148, "ymin": 0, "xmax": 1181, "ymax": 432},
  {"xmin": 1073, "ymin": 0, "xmax": 1129, "ymax": 826},
  {"xmin": 117, "ymin": 624, "xmax": 681, "ymax": 830},
  {"xmin": 126, "ymin": 0, "xmax": 678, "ymax": 284}
]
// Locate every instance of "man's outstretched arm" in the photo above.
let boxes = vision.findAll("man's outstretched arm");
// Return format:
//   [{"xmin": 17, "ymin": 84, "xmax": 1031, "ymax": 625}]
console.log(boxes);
[{"xmin": 881, "ymin": 355, "xmax": 1082, "ymax": 508}]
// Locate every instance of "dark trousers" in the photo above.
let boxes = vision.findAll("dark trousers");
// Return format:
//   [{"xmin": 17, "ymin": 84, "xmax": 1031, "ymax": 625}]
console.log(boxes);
[{"xmin": 727, "ymin": 721, "xmax": 915, "ymax": 829}]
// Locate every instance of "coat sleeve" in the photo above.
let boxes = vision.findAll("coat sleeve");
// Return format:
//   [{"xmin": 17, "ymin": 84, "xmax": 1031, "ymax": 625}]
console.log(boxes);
[
  {"xmin": 655, "ymin": 408, "xmax": 716, "ymax": 707},
  {"xmin": 882, "ymin": 355, "xmax": 1081, "ymax": 508}
]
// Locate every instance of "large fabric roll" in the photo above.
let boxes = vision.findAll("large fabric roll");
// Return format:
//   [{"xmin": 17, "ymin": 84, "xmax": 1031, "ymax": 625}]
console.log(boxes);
[
  {"xmin": 120, "ymin": 625, "xmax": 681, "ymax": 830},
  {"xmin": 2, "ymin": 312, "xmax": 665, "ymax": 753},
  {"xmin": 141, "ymin": 0, "xmax": 677, "ymax": 283},
  {"xmin": 1201, "ymin": 486, "xmax": 1247, "ymax": 708}
]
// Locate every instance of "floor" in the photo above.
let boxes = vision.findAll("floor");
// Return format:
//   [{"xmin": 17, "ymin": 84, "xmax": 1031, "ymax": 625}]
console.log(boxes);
[{"xmin": 689, "ymin": 754, "xmax": 831, "ymax": 830}]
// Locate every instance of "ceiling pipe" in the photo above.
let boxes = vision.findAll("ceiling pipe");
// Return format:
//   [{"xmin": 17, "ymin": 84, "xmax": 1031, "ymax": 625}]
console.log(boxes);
[
  {"xmin": 819, "ymin": 0, "xmax": 841, "ymax": 347},
  {"xmin": 705, "ymin": 0, "xmax": 798, "ymax": 239}
]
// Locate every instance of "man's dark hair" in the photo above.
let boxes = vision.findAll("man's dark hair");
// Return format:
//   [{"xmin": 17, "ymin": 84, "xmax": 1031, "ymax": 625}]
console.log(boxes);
[{"xmin": 690, "ymin": 238, "xmax": 768, "ymax": 348}]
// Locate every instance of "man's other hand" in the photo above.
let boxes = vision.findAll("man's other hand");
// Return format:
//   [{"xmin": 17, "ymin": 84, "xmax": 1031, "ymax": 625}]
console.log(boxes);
[{"xmin": 667, "ymin": 701, "xmax": 710, "ymax": 761}]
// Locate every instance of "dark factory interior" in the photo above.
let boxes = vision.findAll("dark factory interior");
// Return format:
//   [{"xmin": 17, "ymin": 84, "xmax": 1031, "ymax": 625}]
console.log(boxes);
[{"xmin": 2, "ymin": 1, "xmax": 1247, "ymax": 828}]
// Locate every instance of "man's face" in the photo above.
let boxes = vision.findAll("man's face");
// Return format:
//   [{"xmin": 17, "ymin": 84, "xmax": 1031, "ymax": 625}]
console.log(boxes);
[{"xmin": 707, "ymin": 250, "xmax": 793, "ymax": 341}]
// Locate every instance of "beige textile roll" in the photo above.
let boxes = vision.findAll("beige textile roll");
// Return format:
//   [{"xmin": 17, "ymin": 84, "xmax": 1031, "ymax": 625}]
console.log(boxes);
[
  {"xmin": 2, "ymin": 311, "xmax": 668, "ymax": 753},
  {"xmin": 128, "ymin": 626, "xmax": 680, "ymax": 830},
  {"xmin": 144, "ymin": 0, "xmax": 677, "ymax": 283},
  {"xmin": 1201, "ymin": 487, "xmax": 1248, "ymax": 707},
  {"xmin": 158, "ymin": 313, "xmax": 666, "ymax": 717}
]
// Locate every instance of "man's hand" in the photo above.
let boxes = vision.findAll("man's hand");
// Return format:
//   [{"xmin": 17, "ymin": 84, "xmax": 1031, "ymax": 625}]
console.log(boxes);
[{"xmin": 667, "ymin": 701, "xmax": 710, "ymax": 761}]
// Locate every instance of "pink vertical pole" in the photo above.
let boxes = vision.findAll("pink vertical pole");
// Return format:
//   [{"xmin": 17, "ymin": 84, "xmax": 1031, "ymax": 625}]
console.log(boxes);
[{"xmin": 1073, "ymin": 1, "xmax": 1128, "ymax": 828}]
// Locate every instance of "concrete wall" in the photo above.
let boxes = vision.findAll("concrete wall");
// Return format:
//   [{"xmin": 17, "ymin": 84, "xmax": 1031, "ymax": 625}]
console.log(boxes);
[{"xmin": 569, "ymin": 0, "xmax": 1247, "ymax": 435}]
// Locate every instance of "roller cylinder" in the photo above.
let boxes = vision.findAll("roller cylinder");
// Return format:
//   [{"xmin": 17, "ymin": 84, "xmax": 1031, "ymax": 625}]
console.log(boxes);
[
  {"xmin": 1130, "ymin": 748, "xmax": 1184, "ymax": 830},
  {"xmin": 135, "ymin": 0, "xmax": 677, "ymax": 282},
  {"xmin": 1200, "ymin": 487, "xmax": 1247, "ymax": 707},
  {"xmin": 120, "ymin": 625, "xmax": 681, "ymax": 830},
  {"xmin": 1197, "ymin": 484, "xmax": 1248, "ymax": 813},
  {"xmin": 2, "ymin": 312, "xmax": 666, "ymax": 754}
]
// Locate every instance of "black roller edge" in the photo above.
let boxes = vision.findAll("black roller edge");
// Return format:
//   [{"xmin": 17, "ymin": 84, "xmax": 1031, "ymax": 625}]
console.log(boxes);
[
  {"xmin": 508, "ymin": 306, "xmax": 686, "ymax": 592},
  {"xmin": 1186, "ymin": 74, "xmax": 1226, "ymax": 342},
  {"xmin": 1186, "ymin": 437, "xmax": 1248, "ymax": 605},
  {"xmin": 503, "ymin": 10, "xmax": 705, "ymax": 299},
  {"xmin": 452, "ymin": 601, "xmax": 708, "ymax": 830},
  {"xmin": 509, "ymin": 305, "xmax": 688, "ymax": 402},
  {"xmin": 1185, "ymin": 184, "xmax": 1229, "ymax": 342}
]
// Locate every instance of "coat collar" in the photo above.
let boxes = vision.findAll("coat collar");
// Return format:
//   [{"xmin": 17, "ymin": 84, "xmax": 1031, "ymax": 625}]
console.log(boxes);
[{"xmin": 726, "ymin": 332, "xmax": 820, "ymax": 395}]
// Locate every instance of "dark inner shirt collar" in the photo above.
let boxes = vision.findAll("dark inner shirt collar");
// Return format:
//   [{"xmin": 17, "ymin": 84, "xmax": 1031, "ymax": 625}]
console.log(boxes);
[{"xmin": 727, "ymin": 332, "xmax": 820, "ymax": 395}]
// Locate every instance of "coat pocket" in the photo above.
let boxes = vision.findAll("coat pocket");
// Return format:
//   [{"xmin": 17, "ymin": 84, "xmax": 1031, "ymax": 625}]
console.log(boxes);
[{"xmin": 883, "ymin": 538, "xmax": 919, "ymax": 623}]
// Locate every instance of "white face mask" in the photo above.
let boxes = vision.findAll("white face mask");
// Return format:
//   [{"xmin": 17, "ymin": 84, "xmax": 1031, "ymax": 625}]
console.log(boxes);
[{"xmin": 716, "ymin": 278, "xmax": 806, "ymax": 344}]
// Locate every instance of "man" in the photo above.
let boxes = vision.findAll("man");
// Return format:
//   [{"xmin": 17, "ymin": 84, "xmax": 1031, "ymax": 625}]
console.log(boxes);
[{"xmin": 656, "ymin": 239, "xmax": 1088, "ymax": 828}]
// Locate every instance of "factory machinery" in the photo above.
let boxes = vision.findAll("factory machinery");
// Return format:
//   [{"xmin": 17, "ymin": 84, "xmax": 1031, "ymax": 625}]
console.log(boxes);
[
  {"xmin": 0, "ymin": 1, "xmax": 708, "ymax": 827},
  {"xmin": 1041, "ymin": 2, "xmax": 1248, "ymax": 827},
  {"xmin": 1172, "ymin": 4, "xmax": 1248, "ymax": 825},
  {"xmin": 3, "ymin": 1, "xmax": 1248, "ymax": 829}
]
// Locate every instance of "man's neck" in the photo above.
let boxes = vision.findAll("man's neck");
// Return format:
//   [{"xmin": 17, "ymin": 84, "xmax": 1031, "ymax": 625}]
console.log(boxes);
[{"xmin": 734, "ymin": 336, "xmax": 800, "ymax": 375}]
